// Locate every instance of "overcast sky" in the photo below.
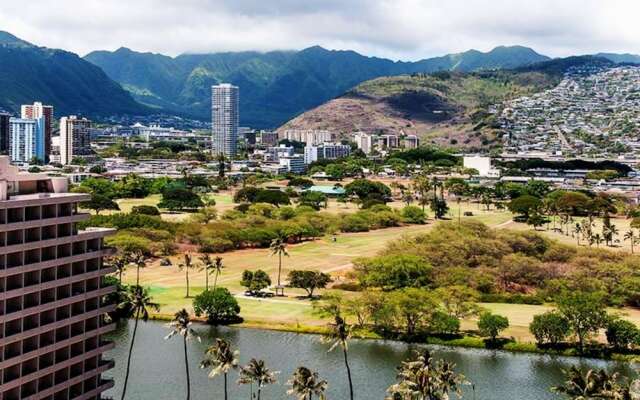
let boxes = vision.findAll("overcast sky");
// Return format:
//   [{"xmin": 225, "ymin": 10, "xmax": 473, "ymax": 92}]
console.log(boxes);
[{"xmin": 0, "ymin": 0, "xmax": 639, "ymax": 60}]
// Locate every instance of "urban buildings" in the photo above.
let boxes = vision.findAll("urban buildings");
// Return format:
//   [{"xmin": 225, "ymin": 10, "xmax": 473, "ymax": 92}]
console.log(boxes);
[
  {"xmin": 280, "ymin": 130, "xmax": 333, "ymax": 145},
  {"xmin": 353, "ymin": 132, "xmax": 373, "ymax": 154},
  {"xmin": 258, "ymin": 131, "xmax": 279, "ymax": 147},
  {"xmin": 0, "ymin": 156, "xmax": 116, "ymax": 400},
  {"xmin": 303, "ymin": 143, "xmax": 351, "ymax": 164},
  {"xmin": 9, "ymin": 118, "xmax": 45, "ymax": 163},
  {"xmin": 0, "ymin": 112, "xmax": 11, "ymax": 154},
  {"xmin": 211, "ymin": 83, "xmax": 239, "ymax": 157},
  {"xmin": 60, "ymin": 116, "xmax": 92, "ymax": 165},
  {"xmin": 279, "ymin": 155, "xmax": 305, "ymax": 174},
  {"xmin": 21, "ymin": 103, "xmax": 53, "ymax": 162},
  {"xmin": 402, "ymin": 135, "xmax": 420, "ymax": 149}
]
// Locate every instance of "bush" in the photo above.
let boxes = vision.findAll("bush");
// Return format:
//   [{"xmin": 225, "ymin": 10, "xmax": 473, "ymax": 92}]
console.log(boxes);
[
  {"xmin": 240, "ymin": 270, "xmax": 272, "ymax": 293},
  {"xmin": 401, "ymin": 206, "xmax": 427, "ymax": 224},
  {"xmin": 340, "ymin": 213, "xmax": 370, "ymax": 232},
  {"xmin": 606, "ymin": 318, "xmax": 640, "ymax": 350},
  {"xmin": 198, "ymin": 238, "xmax": 235, "ymax": 253},
  {"xmin": 131, "ymin": 205, "xmax": 161, "ymax": 216},
  {"xmin": 477, "ymin": 312, "xmax": 509, "ymax": 341},
  {"xmin": 193, "ymin": 288, "xmax": 242, "ymax": 324},
  {"xmin": 427, "ymin": 311, "xmax": 460, "ymax": 335},
  {"xmin": 529, "ymin": 311, "xmax": 570, "ymax": 346}
]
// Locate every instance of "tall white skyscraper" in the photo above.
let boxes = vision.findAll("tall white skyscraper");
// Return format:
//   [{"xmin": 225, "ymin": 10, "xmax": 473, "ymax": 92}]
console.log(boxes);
[
  {"xmin": 60, "ymin": 115, "xmax": 92, "ymax": 165},
  {"xmin": 211, "ymin": 83, "xmax": 239, "ymax": 157}
]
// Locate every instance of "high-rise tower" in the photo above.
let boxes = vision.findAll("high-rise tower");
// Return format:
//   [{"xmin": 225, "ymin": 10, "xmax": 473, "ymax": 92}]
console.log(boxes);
[
  {"xmin": 211, "ymin": 84, "xmax": 239, "ymax": 157},
  {"xmin": 21, "ymin": 103, "xmax": 53, "ymax": 162}
]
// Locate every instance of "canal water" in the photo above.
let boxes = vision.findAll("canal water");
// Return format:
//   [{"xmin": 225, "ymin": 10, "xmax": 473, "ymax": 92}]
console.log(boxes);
[{"xmin": 104, "ymin": 320, "xmax": 635, "ymax": 399}]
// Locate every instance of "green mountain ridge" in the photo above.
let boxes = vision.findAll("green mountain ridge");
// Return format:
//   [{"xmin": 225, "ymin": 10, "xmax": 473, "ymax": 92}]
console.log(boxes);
[
  {"xmin": 0, "ymin": 32, "xmax": 148, "ymax": 118},
  {"xmin": 85, "ymin": 45, "xmax": 551, "ymax": 127}
]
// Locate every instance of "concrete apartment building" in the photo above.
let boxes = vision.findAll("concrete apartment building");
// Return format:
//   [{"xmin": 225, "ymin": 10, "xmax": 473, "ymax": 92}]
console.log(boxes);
[
  {"xmin": 60, "ymin": 117, "xmax": 92, "ymax": 165},
  {"xmin": 21, "ymin": 104, "xmax": 53, "ymax": 163},
  {"xmin": 0, "ymin": 156, "xmax": 116, "ymax": 400},
  {"xmin": 211, "ymin": 84, "xmax": 239, "ymax": 158},
  {"xmin": 0, "ymin": 113, "xmax": 11, "ymax": 155},
  {"xmin": 9, "ymin": 118, "xmax": 45, "ymax": 163}
]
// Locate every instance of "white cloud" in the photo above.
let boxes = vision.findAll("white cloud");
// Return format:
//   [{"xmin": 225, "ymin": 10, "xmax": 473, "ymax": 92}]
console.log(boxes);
[{"xmin": 0, "ymin": 0, "xmax": 639, "ymax": 59}]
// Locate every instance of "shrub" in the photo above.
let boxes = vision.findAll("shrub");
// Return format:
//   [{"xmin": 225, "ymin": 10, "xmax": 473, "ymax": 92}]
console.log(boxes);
[
  {"xmin": 477, "ymin": 312, "xmax": 509, "ymax": 341},
  {"xmin": 340, "ymin": 213, "xmax": 370, "ymax": 232},
  {"xmin": 240, "ymin": 270, "xmax": 272, "ymax": 293},
  {"xmin": 199, "ymin": 238, "xmax": 235, "ymax": 253},
  {"xmin": 193, "ymin": 288, "xmax": 241, "ymax": 324},
  {"xmin": 131, "ymin": 205, "xmax": 161, "ymax": 216},
  {"xmin": 606, "ymin": 318, "xmax": 640, "ymax": 350},
  {"xmin": 401, "ymin": 206, "xmax": 427, "ymax": 224},
  {"xmin": 427, "ymin": 311, "xmax": 460, "ymax": 335},
  {"xmin": 529, "ymin": 311, "xmax": 570, "ymax": 346}
]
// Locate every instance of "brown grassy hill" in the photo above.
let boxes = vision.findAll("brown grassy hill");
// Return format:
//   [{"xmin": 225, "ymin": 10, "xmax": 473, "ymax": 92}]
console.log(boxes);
[{"xmin": 278, "ymin": 71, "xmax": 556, "ymax": 150}]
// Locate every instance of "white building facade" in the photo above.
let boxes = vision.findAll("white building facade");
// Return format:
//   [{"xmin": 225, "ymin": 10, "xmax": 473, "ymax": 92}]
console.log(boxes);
[
  {"xmin": 60, "ymin": 116, "xmax": 92, "ymax": 165},
  {"xmin": 212, "ymin": 83, "xmax": 239, "ymax": 157}
]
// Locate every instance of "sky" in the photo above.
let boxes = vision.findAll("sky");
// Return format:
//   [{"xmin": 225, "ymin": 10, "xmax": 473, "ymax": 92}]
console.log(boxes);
[{"xmin": 1, "ymin": 0, "xmax": 639, "ymax": 60}]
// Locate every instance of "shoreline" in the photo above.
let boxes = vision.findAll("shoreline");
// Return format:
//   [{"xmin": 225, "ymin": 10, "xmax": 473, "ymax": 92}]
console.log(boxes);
[{"xmin": 144, "ymin": 313, "xmax": 640, "ymax": 363}]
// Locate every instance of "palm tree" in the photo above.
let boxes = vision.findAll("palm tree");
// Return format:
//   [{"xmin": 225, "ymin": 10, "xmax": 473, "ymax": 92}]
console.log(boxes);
[
  {"xmin": 625, "ymin": 229, "xmax": 637, "ymax": 254},
  {"xmin": 573, "ymin": 224, "xmax": 582, "ymax": 246},
  {"xmin": 217, "ymin": 153, "xmax": 227, "ymax": 178},
  {"xmin": 270, "ymin": 237, "xmax": 289, "ymax": 295},
  {"xmin": 119, "ymin": 286, "xmax": 159, "ymax": 400},
  {"xmin": 199, "ymin": 254, "xmax": 214, "ymax": 291},
  {"xmin": 386, "ymin": 350, "xmax": 468, "ymax": 400},
  {"xmin": 178, "ymin": 253, "xmax": 195, "ymax": 298},
  {"xmin": 287, "ymin": 366, "xmax": 328, "ymax": 400},
  {"xmin": 238, "ymin": 358, "xmax": 278, "ymax": 400},
  {"xmin": 551, "ymin": 366, "xmax": 622, "ymax": 399},
  {"xmin": 201, "ymin": 338, "xmax": 239, "ymax": 400},
  {"xmin": 323, "ymin": 315, "xmax": 354, "ymax": 400},
  {"xmin": 129, "ymin": 251, "xmax": 147, "ymax": 286},
  {"xmin": 212, "ymin": 256, "xmax": 224, "ymax": 291},
  {"xmin": 165, "ymin": 309, "xmax": 200, "ymax": 400},
  {"xmin": 111, "ymin": 255, "xmax": 128, "ymax": 283},
  {"xmin": 593, "ymin": 233, "xmax": 603, "ymax": 248}
]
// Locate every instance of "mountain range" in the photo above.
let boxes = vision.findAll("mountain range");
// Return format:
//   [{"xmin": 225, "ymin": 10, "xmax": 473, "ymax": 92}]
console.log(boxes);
[
  {"xmin": 0, "ymin": 30, "xmax": 639, "ymax": 130},
  {"xmin": 84, "ymin": 45, "xmax": 550, "ymax": 127},
  {"xmin": 0, "ymin": 31, "xmax": 147, "ymax": 118}
]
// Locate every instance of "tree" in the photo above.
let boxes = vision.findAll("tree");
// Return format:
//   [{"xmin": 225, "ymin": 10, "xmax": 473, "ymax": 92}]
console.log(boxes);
[
  {"xmin": 288, "ymin": 177, "xmax": 314, "ymax": 188},
  {"xmin": 117, "ymin": 285, "xmax": 159, "ymax": 400},
  {"xmin": 552, "ymin": 367, "xmax": 625, "ymax": 399},
  {"xmin": 477, "ymin": 312, "xmax": 509, "ymax": 342},
  {"xmin": 434, "ymin": 286, "xmax": 480, "ymax": 319},
  {"xmin": 178, "ymin": 253, "xmax": 196, "ymax": 298},
  {"xmin": 288, "ymin": 270, "xmax": 332, "ymax": 298},
  {"xmin": 255, "ymin": 190, "xmax": 291, "ymax": 207},
  {"xmin": 131, "ymin": 205, "xmax": 160, "ymax": 216},
  {"xmin": 270, "ymin": 237, "xmax": 289, "ymax": 294},
  {"xmin": 192, "ymin": 287, "xmax": 241, "ymax": 324},
  {"xmin": 529, "ymin": 311, "xmax": 570, "ymax": 347},
  {"xmin": 387, "ymin": 288, "xmax": 439, "ymax": 336},
  {"xmin": 193, "ymin": 206, "xmax": 218, "ymax": 224},
  {"xmin": 287, "ymin": 366, "xmax": 328, "ymax": 400},
  {"xmin": 201, "ymin": 338, "xmax": 239, "ymax": 400},
  {"xmin": 299, "ymin": 191, "xmax": 328, "ymax": 210},
  {"xmin": 81, "ymin": 193, "xmax": 120, "ymax": 215},
  {"xmin": 557, "ymin": 291, "xmax": 609, "ymax": 353},
  {"xmin": 508, "ymin": 195, "xmax": 542, "ymax": 220},
  {"xmin": 109, "ymin": 255, "xmax": 128, "ymax": 283},
  {"xmin": 238, "ymin": 359, "xmax": 278, "ymax": 400},
  {"xmin": 198, "ymin": 254, "xmax": 216, "ymax": 291},
  {"xmin": 323, "ymin": 315, "xmax": 354, "ymax": 400},
  {"xmin": 387, "ymin": 350, "xmax": 468, "ymax": 400},
  {"xmin": 606, "ymin": 318, "xmax": 640, "ymax": 351},
  {"xmin": 165, "ymin": 309, "xmax": 200, "ymax": 400},
  {"xmin": 234, "ymin": 186, "xmax": 261, "ymax": 203},
  {"xmin": 353, "ymin": 254, "xmax": 433, "ymax": 290},
  {"xmin": 401, "ymin": 205, "xmax": 427, "ymax": 224},
  {"xmin": 430, "ymin": 197, "xmax": 449, "ymax": 220},
  {"xmin": 625, "ymin": 230, "xmax": 637, "ymax": 254},
  {"xmin": 345, "ymin": 179, "xmax": 391, "ymax": 205},
  {"xmin": 240, "ymin": 269, "xmax": 272, "ymax": 294},
  {"xmin": 158, "ymin": 186, "xmax": 204, "ymax": 211}
]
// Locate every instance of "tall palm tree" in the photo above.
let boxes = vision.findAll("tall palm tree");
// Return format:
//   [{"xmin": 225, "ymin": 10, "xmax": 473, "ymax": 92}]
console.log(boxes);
[
  {"xmin": 178, "ymin": 253, "xmax": 195, "ymax": 298},
  {"xmin": 165, "ymin": 309, "xmax": 200, "ymax": 400},
  {"xmin": 212, "ymin": 256, "xmax": 224, "ymax": 291},
  {"xmin": 551, "ymin": 366, "xmax": 622, "ymax": 399},
  {"xmin": 625, "ymin": 229, "xmax": 637, "ymax": 254},
  {"xmin": 111, "ymin": 255, "xmax": 128, "ymax": 283},
  {"xmin": 323, "ymin": 315, "xmax": 354, "ymax": 400},
  {"xmin": 118, "ymin": 286, "xmax": 159, "ymax": 400},
  {"xmin": 199, "ymin": 254, "xmax": 214, "ymax": 291},
  {"xmin": 573, "ymin": 224, "xmax": 582, "ymax": 246},
  {"xmin": 217, "ymin": 153, "xmax": 227, "ymax": 178},
  {"xmin": 270, "ymin": 237, "xmax": 289, "ymax": 295},
  {"xmin": 238, "ymin": 359, "xmax": 278, "ymax": 400},
  {"xmin": 287, "ymin": 366, "xmax": 328, "ymax": 400},
  {"xmin": 129, "ymin": 251, "xmax": 147, "ymax": 286},
  {"xmin": 386, "ymin": 350, "xmax": 468, "ymax": 400},
  {"xmin": 201, "ymin": 338, "xmax": 239, "ymax": 400}
]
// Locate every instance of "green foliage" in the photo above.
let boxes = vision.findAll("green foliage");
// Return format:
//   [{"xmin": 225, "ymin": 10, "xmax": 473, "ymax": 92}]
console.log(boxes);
[
  {"xmin": 254, "ymin": 190, "xmax": 290, "ymax": 206},
  {"xmin": 157, "ymin": 186, "xmax": 203, "ymax": 211},
  {"xmin": 298, "ymin": 191, "xmax": 328, "ymax": 210},
  {"xmin": 240, "ymin": 270, "xmax": 272, "ymax": 293},
  {"xmin": 287, "ymin": 270, "xmax": 332, "ymax": 298},
  {"xmin": 287, "ymin": 177, "xmax": 314, "ymax": 188},
  {"xmin": 477, "ymin": 312, "xmax": 509, "ymax": 341},
  {"xmin": 79, "ymin": 213, "xmax": 175, "ymax": 232},
  {"xmin": 557, "ymin": 291, "xmax": 609, "ymax": 352},
  {"xmin": 81, "ymin": 193, "xmax": 120, "ymax": 214},
  {"xmin": 605, "ymin": 318, "xmax": 640, "ymax": 350},
  {"xmin": 131, "ymin": 205, "xmax": 160, "ymax": 216},
  {"xmin": 508, "ymin": 195, "xmax": 542, "ymax": 219},
  {"xmin": 401, "ymin": 205, "xmax": 426, "ymax": 224},
  {"xmin": 353, "ymin": 254, "xmax": 433, "ymax": 290},
  {"xmin": 192, "ymin": 288, "xmax": 241, "ymax": 324},
  {"xmin": 586, "ymin": 169, "xmax": 622, "ymax": 181},
  {"xmin": 529, "ymin": 311, "xmax": 570, "ymax": 346},
  {"xmin": 345, "ymin": 179, "xmax": 391, "ymax": 204}
]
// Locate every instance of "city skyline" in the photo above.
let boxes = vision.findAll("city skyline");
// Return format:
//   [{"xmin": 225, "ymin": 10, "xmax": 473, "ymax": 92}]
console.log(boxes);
[{"xmin": 0, "ymin": 1, "xmax": 640, "ymax": 60}]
